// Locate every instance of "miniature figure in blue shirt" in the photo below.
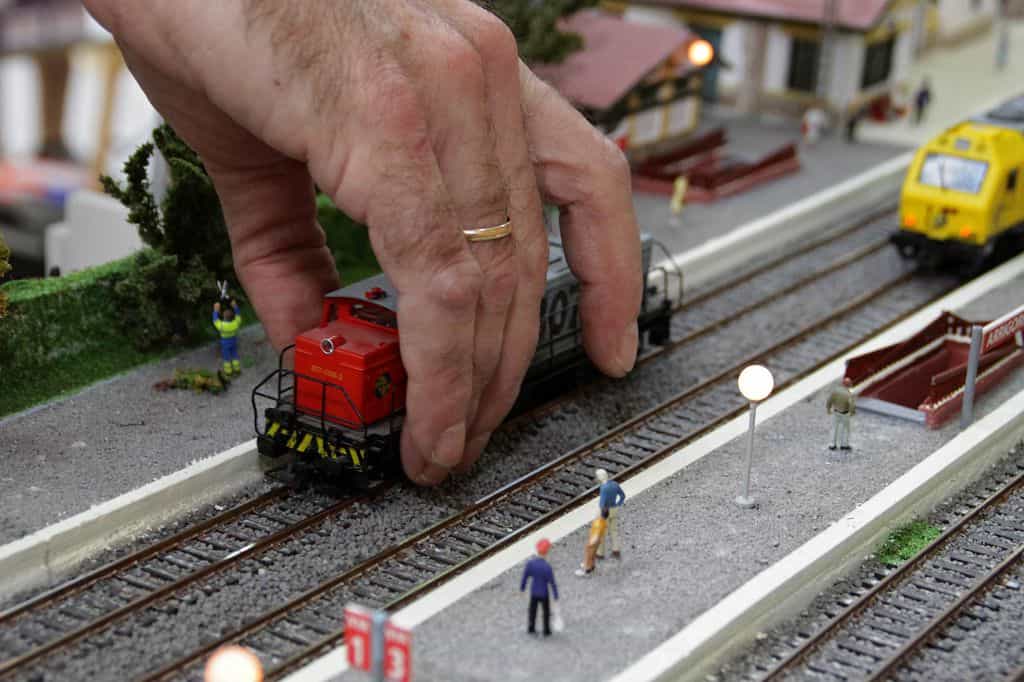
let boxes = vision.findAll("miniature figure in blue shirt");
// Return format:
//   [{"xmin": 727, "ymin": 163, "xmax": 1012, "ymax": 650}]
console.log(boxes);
[
  {"xmin": 213, "ymin": 300, "xmax": 242, "ymax": 376},
  {"xmin": 596, "ymin": 468, "xmax": 625, "ymax": 559},
  {"xmin": 520, "ymin": 538, "xmax": 558, "ymax": 636}
]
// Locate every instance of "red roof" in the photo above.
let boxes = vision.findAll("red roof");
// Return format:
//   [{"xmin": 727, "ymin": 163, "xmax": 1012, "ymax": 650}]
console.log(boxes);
[
  {"xmin": 532, "ymin": 10, "xmax": 700, "ymax": 111},
  {"xmin": 636, "ymin": 0, "xmax": 893, "ymax": 31}
]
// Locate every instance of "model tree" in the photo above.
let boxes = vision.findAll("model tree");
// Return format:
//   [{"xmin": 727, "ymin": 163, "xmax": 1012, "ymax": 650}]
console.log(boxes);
[
  {"xmin": 0, "ymin": 232, "xmax": 10, "ymax": 318},
  {"xmin": 101, "ymin": 125, "xmax": 226, "ymax": 348},
  {"xmin": 487, "ymin": 0, "xmax": 597, "ymax": 63}
]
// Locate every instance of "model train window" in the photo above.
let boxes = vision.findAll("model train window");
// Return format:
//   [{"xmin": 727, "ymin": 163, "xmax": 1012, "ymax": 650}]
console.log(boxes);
[
  {"xmin": 787, "ymin": 39, "xmax": 819, "ymax": 93},
  {"xmin": 861, "ymin": 38, "xmax": 894, "ymax": 89},
  {"xmin": 1008, "ymin": 168, "xmax": 1019, "ymax": 191},
  {"xmin": 349, "ymin": 303, "xmax": 397, "ymax": 329},
  {"xmin": 918, "ymin": 154, "xmax": 989, "ymax": 194}
]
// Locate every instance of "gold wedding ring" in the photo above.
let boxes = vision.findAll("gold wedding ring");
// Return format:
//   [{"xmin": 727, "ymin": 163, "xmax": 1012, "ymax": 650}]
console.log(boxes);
[{"xmin": 463, "ymin": 219, "xmax": 512, "ymax": 242}]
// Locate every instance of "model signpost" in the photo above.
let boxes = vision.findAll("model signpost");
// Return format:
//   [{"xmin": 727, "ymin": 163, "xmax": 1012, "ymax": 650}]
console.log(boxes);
[{"xmin": 344, "ymin": 604, "xmax": 412, "ymax": 682}]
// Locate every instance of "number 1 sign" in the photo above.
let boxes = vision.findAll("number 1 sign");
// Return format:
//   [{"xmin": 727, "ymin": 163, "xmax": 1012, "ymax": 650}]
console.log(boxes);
[{"xmin": 344, "ymin": 604, "xmax": 374, "ymax": 673}]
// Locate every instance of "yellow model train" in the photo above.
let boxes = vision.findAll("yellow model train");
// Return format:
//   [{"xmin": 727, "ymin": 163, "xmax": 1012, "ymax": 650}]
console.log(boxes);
[{"xmin": 893, "ymin": 95, "xmax": 1024, "ymax": 271}]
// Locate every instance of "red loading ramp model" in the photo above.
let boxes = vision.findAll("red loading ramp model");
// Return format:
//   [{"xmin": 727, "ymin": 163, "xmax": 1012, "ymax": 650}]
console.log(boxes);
[
  {"xmin": 845, "ymin": 307, "xmax": 1024, "ymax": 428},
  {"xmin": 630, "ymin": 127, "xmax": 800, "ymax": 202}
]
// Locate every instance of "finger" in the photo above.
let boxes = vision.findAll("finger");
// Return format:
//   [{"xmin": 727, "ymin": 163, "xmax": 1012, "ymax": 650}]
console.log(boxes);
[
  {"xmin": 409, "ymin": 20, "xmax": 517, "ymax": 451},
  {"xmin": 115, "ymin": 44, "xmax": 341, "ymax": 350},
  {"xmin": 444, "ymin": 5, "xmax": 550, "ymax": 469},
  {"xmin": 520, "ymin": 66, "xmax": 643, "ymax": 378},
  {"xmin": 329, "ymin": 68, "xmax": 481, "ymax": 486}
]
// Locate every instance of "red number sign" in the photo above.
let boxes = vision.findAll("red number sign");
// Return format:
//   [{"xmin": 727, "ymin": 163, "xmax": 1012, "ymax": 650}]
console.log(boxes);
[
  {"xmin": 344, "ymin": 604, "xmax": 373, "ymax": 672},
  {"xmin": 383, "ymin": 619, "xmax": 412, "ymax": 682}
]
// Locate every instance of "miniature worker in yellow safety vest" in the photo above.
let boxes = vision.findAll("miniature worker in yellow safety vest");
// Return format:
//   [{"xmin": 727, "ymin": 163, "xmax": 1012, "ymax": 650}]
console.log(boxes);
[{"xmin": 213, "ymin": 300, "xmax": 242, "ymax": 376}]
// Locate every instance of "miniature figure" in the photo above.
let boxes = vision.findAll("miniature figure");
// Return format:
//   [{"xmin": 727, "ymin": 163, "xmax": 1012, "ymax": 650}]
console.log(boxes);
[
  {"xmin": 801, "ymin": 107, "xmax": 828, "ymax": 145},
  {"xmin": 520, "ymin": 538, "xmax": 559, "ymax": 636},
  {"xmin": 912, "ymin": 78, "xmax": 932, "ymax": 125},
  {"xmin": 595, "ymin": 468, "xmax": 625, "ymax": 559},
  {"xmin": 826, "ymin": 377, "xmax": 856, "ymax": 450},
  {"xmin": 575, "ymin": 509, "xmax": 608, "ymax": 577},
  {"xmin": 213, "ymin": 299, "xmax": 242, "ymax": 377},
  {"xmin": 670, "ymin": 176, "xmax": 689, "ymax": 222}
]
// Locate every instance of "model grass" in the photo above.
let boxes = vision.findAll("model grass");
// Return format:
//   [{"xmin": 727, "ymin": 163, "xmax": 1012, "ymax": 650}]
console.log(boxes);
[{"xmin": 876, "ymin": 520, "xmax": 942, "ymax": 567}]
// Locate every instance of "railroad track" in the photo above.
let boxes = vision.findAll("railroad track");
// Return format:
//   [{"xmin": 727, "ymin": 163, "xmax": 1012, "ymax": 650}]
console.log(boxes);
[
  {"xmin": 0, "ymin": 484, "xmax": 396, "ymax": 678},
  {"xmin": 137, "ymin": 226, "xmax": 952, "ymax": 680},
  {"xmin": 756, "ymin": 464, "xmax": 1024, "ymax": 682},
  {"xmin": 1, "ymin": 205, "xmax": 956, "ymax": 680}
]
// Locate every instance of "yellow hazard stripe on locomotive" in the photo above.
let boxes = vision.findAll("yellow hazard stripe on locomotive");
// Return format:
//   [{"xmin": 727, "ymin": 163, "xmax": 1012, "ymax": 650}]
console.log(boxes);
[{"xmin": 263, "ymin": 421, "xmax": 365, "ymax": 466}]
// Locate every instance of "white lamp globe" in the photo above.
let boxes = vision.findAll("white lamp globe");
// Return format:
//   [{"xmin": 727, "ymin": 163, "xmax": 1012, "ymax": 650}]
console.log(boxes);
[
  {"xmin": 738, "ymin": 365, "xmax": 774, "ymax": 402},
  {"xmin": 205, "ymin": 645, "xmax": 264, "ymax": 682}
]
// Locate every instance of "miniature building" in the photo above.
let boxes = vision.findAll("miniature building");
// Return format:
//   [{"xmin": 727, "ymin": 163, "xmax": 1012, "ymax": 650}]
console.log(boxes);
[
  {"xmin": 531, "ymin": 9, "xmax": 712, "ymax": 153},
  {"xmin": 604, "ymin": 0, "xmax": 944, "ymax": 119}
]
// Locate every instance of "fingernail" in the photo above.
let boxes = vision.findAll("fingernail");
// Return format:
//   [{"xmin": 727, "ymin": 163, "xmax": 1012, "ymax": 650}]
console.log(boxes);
[
  {"xmin": 465, "ymin": 431, "xmax": 492, "ymax": 462},
  {"xmin": 430, "ymin": 422, "xmax": 466, "ymax": 469},
  {"xmin": 616, "ymin": 323, "xmax": 638, "ymax": 376}
]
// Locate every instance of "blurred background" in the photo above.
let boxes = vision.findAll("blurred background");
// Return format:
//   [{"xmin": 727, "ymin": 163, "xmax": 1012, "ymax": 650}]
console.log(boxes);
[{"xmin": 1, "ymin": 0, "xmax": 156, "ymax": 278}]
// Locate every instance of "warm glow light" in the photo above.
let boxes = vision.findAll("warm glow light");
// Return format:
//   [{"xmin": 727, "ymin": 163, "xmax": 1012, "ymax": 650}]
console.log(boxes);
[
  {"xmin": 959, "ymin": 226, "xmax": 974, "ymax": 239},
  {"xmin": 738, "ymin": 365, "xmax": 774, "ymax": 402},
  {"xmin": 902, "ymin": 213, "xmax": 917, "ymax": 228},
  {"xmin": 205, "ymin": 645, "xmax": 264, "ymax": 682},
  {"xmin": 687, "ymin": 39, "xmax": 714, "ymax": 67}
]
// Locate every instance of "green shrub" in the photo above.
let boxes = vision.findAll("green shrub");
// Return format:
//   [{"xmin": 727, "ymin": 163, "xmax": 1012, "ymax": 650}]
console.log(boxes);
[
  {"xmin": 488, "ymin": 0, "xmax": 597, "ymax": 64},
  {"xmin": 101, "ymin": 125, "xmax": 229, "ymax": 349}
]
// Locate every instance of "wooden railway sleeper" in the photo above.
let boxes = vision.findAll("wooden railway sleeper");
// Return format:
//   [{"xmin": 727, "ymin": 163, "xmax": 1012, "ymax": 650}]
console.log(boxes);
[
  {"xmin": 139, "ymin": 564, "xmax": 178, "ymax": 583},
  {"xmin": 465, "ymin": 523, "xmax": 507, "ymax": 539},
  {"xmin": 177, "ymin": 545, "xmax": 219, "ymax": 563},
  {"xmin": 160, "ymin": 553, "xmax": 201, "ymax": 571},
  {"xmin": 285, "ymin": 615, "xmax": 332, "ymax": 637},
  {"xmin": 117, "ymin": 574, "xmax": 159, "ymax": 591},
  {"xmin": 513, "ymin": 499, "xmax": 552, "ymax": 515}
]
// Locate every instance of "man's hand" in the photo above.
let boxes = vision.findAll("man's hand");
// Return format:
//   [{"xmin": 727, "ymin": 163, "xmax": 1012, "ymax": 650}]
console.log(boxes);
[{"xmin": 84, "ymin": 0, "xmax": 642, "ymax": 484}]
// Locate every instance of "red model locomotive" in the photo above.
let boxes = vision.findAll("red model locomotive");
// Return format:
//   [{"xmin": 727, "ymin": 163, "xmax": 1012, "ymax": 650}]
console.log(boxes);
[{"xmin": 253, "ymin": 235, "xmax": 680, "ymax": 486}]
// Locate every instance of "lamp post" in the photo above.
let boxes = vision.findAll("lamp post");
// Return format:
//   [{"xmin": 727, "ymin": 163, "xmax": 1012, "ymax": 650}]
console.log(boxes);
[{"xmin": 736, "ymin": 365, "xmax": 774, "ymax": 509}]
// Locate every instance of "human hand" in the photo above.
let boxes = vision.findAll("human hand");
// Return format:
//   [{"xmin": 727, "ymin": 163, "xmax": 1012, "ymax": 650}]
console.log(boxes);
[
  {"xmin": 213, "ymin": 302, "xmax": 221, "ymax": 313},
  {"xmin": 84, "ymin": 0, "xmax": 642, "ymax": 484}
]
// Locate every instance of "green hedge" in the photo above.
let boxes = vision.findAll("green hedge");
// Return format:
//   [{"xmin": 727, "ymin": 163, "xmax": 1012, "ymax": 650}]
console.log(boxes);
[
  {"xmin": 0, "ymin": 244, "xmax": 376, "ymax": 419},
  {"xmin": 0, "ymin": 256, "xmax": 181, "ymax": 416}
]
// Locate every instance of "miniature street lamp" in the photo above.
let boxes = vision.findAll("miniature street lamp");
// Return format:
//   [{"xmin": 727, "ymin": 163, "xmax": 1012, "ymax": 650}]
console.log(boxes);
[
  {"xmin": 204, "ymin": 645, "xmax": 263, "ymax": 682},
  {"xmin": 736, "ymin": 364, "xmax": 774, "ymax": 509}
]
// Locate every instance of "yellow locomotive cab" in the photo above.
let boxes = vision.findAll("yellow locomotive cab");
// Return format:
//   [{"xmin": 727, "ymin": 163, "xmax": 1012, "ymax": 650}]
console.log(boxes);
[{"xmin": 893, "ymin": 96, "xmax": 1024, "ymax": 271}]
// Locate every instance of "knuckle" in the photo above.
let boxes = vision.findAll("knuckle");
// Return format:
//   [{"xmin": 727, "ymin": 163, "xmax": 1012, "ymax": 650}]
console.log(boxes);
[
  {"xmin": 440, "ymin": 34, "xmax": 487, "ymax": 98},
  {"xmin": 600, "ymin": 139, "xmax": 633, "ymax": 185},
  {"xmin": 475, "ymin": 16, "xmax": 519, "ymax": 72},
  {"xmin": 430, "ymin": 258, "xmax": 484, "ymax": 313},
  {"xmin": 368, "ymin": 68, "xmax": 429, "ymax": 142}
]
